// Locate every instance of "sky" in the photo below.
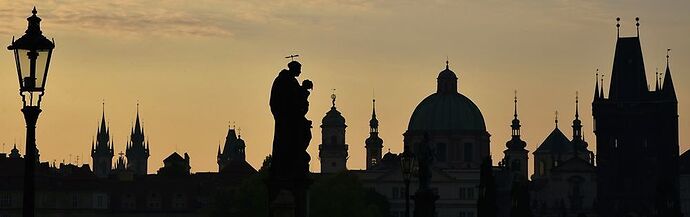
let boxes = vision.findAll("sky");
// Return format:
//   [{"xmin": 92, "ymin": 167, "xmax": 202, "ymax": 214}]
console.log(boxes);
[{"xmin": 0, "ymin": 0, "xmax": 688, "ymax": 175}]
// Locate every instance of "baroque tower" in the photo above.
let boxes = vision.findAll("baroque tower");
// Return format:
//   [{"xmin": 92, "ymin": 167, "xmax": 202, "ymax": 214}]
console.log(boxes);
[
  {"xmin": 365, "ymin": 99, "xmax": 384, "ymax": 170},
  {"xmin": 91, "ymin": 105, "xmax": 114, "ymax": 178},
  {"xmin": 502, "ymin": 92, "xmax": 528, "ymax": 181},
  {"xmin": 125, "ymin": 106, "xmax": 150, "ymax": 175},
  {"xmin": 319, "ymin": 93, "xmax": 348, "ymax": 173},
  {"xmin": 593, "ymin": 18, "xmax": 680, "ymax": 217}
]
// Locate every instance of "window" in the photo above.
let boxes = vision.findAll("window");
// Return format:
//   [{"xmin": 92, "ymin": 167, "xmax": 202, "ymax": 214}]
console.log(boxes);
[
  {"xmin": 511, "ymin": 160, "xmax": 521, "ymax": 172},
  {"xmin": 459, "ymin": 210, "xmax": 475, "ymax": 217},
  {"xmin": 614, "ymin": 138, "xmax": 619, "ymax": 149},
  {"xmin": 459, "ymin": 187, "xmax": 475, "ymax": 200},
  {"xmin": 148, "ymin": 193, "xmax": 161, "ymax": 209},
  {"xmin": 97, "ymin": 195, "xmax": 104, "ymax": 208},
  {"xmin": 392, "ymin": 187, "xmax": 400, "ymax": 199},
  {"xmin": 72, "ymin": 193, "xmax": 80, "ymax": 208},
  {"xmin": 464, "ymin": 143, "xmax": 473, "ymax": 162},
  {"xmin": 122, "ymin": 193, "xmax": 135, "ymax": 209},
  {"xmin": 173, "ymin": 193, "xmax": 187, "ymax": 209},
  {"xmin": 0, "ymin": 192, "xmax": 11, "ymax": 208},
  {"xmin": 538, "ymin": 161, "xmax": 545, "ymax": 176},
  {"xmin": 436, "ymin": 143, "xmax": 447, "ymax": 162},
  {"xmin": 331, "ymin": 136, "xmax": 337, "ymax": 145}
]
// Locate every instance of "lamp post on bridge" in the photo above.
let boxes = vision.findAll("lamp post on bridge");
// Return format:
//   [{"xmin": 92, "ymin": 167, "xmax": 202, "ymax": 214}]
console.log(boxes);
[{"xmin": 7, "ymin": 7, "xmax": 55, "ymax": 217}]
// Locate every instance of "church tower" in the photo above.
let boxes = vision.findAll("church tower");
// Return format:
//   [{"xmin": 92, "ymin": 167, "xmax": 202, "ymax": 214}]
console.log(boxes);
[
  {"xmin": 217, "ymin": 127, "xmax": 247, "ymax": 171},
  {"xmin": 126, "ymin": 106, "xmax": 150, "ymax": 175},
  {"xmin": 502, "ymin": 92, "xmax": 528, "ymax": 181},
  {"xmin": 593, "ymin": 18, "xmax": 680, "ymax": 217},
  {"xmin": 319, "ymin": 93, "xmax": 348, "ymax": 173},
  {"xmin": 571, "ymin": 92, "xmax": 594, "ymax": 163},
  {"xmin": 365, "ymin": 99, "xmax": 384, "ymax": 170},
  {"xmin": 91, "ymin": 105, "xmax": 114, "ymax": 178}
]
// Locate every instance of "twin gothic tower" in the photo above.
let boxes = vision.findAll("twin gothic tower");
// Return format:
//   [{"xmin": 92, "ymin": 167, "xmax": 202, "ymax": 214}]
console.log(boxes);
[{"xmin": 91, "ymin": 106, "xmax": 150, "ymax": 178}]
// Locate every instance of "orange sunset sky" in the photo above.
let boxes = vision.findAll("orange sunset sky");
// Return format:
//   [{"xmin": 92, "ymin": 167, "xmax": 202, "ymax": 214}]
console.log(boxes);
[{"xmin": 0, "ymin": 0, "xmax": 688, "ymax": 174}]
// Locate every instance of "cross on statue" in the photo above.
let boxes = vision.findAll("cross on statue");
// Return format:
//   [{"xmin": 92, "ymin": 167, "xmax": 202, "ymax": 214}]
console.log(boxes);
[{"xmin": 285, "ymin": 54, "xmax": 300, "ymax": 61}]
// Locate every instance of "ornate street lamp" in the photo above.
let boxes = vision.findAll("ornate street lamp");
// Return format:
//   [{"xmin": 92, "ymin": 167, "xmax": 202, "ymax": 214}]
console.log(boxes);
[
  {"xmin": 400, "ymin": 147, "xmax": 416, "ymax": 217},
  {"xmin": 7, "ymin": 7, "xmax": 55, "ymax": 217}
]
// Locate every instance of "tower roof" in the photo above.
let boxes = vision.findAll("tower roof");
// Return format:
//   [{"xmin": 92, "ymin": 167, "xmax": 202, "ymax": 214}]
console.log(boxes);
[
  {"xmin": 608, "ymin": 37, "xmax": 649, "ymax": 100},
  {"xmin": 535, "ymin": 127, "xmax": 572, "ymax": 154},
  {"xmin": 322, "ymin": 94, "xmax": 346, "ymax": 127},
  {"xmin": 506, "ymin": 91, "xmax": 526, "ymax": 150},
  {"xmin": 437, "ymin": 60, "xmax": 458, "ymax": 94},
  {"xmin": 369, "ymin": 99, "xmax": 379, "ymax": 129},
  {"xmin": 662, "ymin": 49, "xmax": 676, "ymax": 100}
]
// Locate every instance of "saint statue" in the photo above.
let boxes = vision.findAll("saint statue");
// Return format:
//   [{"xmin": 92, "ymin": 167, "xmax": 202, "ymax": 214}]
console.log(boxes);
[{"xmin": 269, "ymin": 60, "xmax": 313, "ymax": 180}]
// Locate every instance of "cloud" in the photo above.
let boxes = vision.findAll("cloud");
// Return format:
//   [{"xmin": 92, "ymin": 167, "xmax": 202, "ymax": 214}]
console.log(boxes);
[{"xmin": 0, "ymin": 0, "xmax": 382, "ymax": 39}]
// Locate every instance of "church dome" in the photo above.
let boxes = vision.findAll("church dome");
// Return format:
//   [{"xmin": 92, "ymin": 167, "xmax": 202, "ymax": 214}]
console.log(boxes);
[
  {"xmin": 322, "ymin": 94, "xmax": 346, "ymax": 127},
  {"xmin": 407, "ymin": 66, "xmax": 486, "ymax": 132},
  {"xmin": 322, "ymin": 107, "xmax": 346, "ymax": 126}
]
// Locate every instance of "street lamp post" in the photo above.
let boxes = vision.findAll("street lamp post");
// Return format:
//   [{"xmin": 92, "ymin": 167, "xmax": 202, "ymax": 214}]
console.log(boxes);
[
  {"xmin": 7, "ymin": 7, "xmax": 55, "ymax": 217},
  {"xmin": 400, "ymin": 147, "xmax": 416, "ymax": 217}
]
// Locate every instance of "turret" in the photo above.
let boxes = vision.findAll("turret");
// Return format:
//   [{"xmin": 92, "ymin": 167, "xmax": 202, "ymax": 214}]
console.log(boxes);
[
  {"xmin": 365, "ymin": 99, "xmax": 384, "ymax": 170},
  {"xmin": 503, "ymin": 92, "xmax": 528, "ymax": 181},
  {"xmin": 319, "ymin": 93, "xmax": 348, "ymax": 173}
]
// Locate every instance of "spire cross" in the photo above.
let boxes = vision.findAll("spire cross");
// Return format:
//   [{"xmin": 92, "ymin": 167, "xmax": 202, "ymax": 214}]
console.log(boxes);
[
  {"xmin": 575, "ymin": 91, "xmax": 579, "ymax": 119},
  {"xmin": 237, "ymin": 127, "xmax": 242, "ymax": 137},
  {"xmin": 445, "ymin": 58, "xmax": 449, "ymax": 69},
  {"xmin": 372, "ymin": 98, "xmax": 377, "ymax": 115},
  {"xmin": 555, "ymin": 110, "xmax": 559, "ymax": 127},
  {"xmin": 667, "ymin": 48, "xmax": 671, "ymax": 65},
  {"xmin": 331, "ymin": 89, "xmax": 337, "ymax": 108},
  {"xmin": 285, "ymin": 54, "xmax": 300, "ymax": 61},
  {"xmin": 616, "ymin": 17, "xmax": 621, "ymax": 38},
  {"xmin": 513, "ymin": 90, "xmax": 518, "ymax": 118},
  {"xmin": 635, "ymin": 17, "xmax": 640, "ymax": 37}
]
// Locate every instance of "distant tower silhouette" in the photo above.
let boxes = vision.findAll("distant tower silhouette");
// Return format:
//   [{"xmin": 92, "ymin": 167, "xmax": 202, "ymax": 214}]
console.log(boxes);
[
  {"xmin": 91, "ymin": 105, "xmax": 114, "ymax": 178},
  {"xmin": 571, "ymin": 92, "xmax": 593, "ymax": 162},
  {"xmin": 217, "ymin": 126, "xmax": 246, "ymax": 171},
  {"xmin": 502, "ymin": 92, "xmax": 528, "ymax": 181},
  {"xmin": 593, "ymin": 19, "xmax": 680, "ymax": 217},
  {"xmin": 114, "ymin": 151, "xmax": 126, "ymax": 171},
  {"xmin": 319, "ymin": 93, "xmax": 348, "ymax": 173},
  {"xmin": 9, "ymin": 144, "xmax": 21, "ymax": 159},
  {"xmin": 365, "ymin": 98, "xmax": 384, "ymax": 170},
  {"xmin": 125, "ymin": 105, "xmax": 150, "ymax": 175}
]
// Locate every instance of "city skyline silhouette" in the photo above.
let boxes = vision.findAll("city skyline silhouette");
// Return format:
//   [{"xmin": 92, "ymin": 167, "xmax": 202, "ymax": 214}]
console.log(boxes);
[{"xmin": 0, "ymin": 1, "xmax": 688, "ymax": 177}]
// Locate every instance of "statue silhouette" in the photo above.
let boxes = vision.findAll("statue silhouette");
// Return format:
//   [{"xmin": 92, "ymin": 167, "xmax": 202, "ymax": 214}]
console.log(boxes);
[
  {"xmin": 269, "ymin": 60, "xmax": 312, "ymax": 179},
  {"xmin": 268, "ymin": 60, "xmax": 313, "ymax": 217}
]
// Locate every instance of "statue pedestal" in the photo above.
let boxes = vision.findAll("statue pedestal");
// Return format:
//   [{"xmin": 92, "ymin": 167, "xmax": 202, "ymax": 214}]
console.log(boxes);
[
  {"xmin": 268, "ymin": 177, "xmax": 312, "ymax": 217},
  {"xmin": 271, "ymin": 189, "xmax": 296, "ymax": 217},
  {"xmin": 412, "ymin": 189, "xmax": 439, "ymax": 217}
]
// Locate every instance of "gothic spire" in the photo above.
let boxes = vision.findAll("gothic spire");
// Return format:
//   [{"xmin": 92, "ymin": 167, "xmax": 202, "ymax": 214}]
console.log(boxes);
[
  {"xmin": 599, "ymin": 73, "xmax": 605, "ymax": 99},
  {"xmin": 594, "ymin": 69, "xmax": 600, "ymax": 99},
  {"xmin": 662, "ymin": 48, "xmax": 677, "ymax": 100},
  {"xmin": 655, "ymin": 68, "xmax": 660, "ymax": 91}
]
